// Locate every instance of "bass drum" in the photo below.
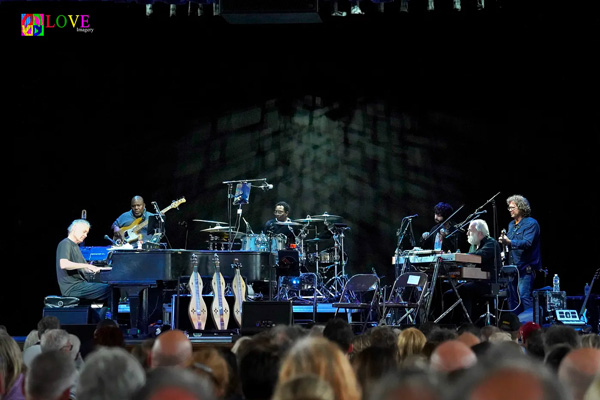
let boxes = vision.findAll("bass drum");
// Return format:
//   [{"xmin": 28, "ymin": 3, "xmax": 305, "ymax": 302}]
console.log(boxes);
[{"xmin": 241, "ymin": 234, "xmax": 268, "ymax": 252}]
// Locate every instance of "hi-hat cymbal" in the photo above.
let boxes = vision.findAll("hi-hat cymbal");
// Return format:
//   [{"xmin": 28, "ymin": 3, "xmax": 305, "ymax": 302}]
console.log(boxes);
[
  {"xmin": 276, "ymin": 221, "xmax": 303, "ymax": 226},
  {"xmin": 201, "ymin": 226, "xmax": 232, "ymax": 232},
  {"xmin": 193, "ymin": 219, "xmax": 227, "ymax": 225}
]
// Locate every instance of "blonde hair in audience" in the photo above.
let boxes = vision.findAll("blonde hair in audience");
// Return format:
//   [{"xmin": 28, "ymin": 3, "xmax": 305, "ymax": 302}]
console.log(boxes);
[
  {"xmin": 272, "ymin": 374, "xmax": 336, "ymax": 400},
  {"xmin": 397, "ymin": 327, "xmax": 427, "ymax": 360},
  {"xmin": 279, "ymin": 336, "xmax": 361, "ymax": 400}
]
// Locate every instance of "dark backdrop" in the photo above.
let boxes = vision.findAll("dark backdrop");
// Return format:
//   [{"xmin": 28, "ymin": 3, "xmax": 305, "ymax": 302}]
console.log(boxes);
[{"xmin": 4, "ymin": 0, "xmax": 599, "ymax": 335}]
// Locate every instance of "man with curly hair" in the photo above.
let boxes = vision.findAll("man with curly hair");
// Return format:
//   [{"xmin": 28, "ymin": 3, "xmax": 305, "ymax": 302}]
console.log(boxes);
[{"xmin": 499, "ymin": 194, "xmax": 542, "ymax": 315}]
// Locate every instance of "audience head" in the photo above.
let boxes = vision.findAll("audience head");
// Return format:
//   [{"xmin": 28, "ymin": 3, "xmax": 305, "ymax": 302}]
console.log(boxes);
[
  {"xmin": 368, "ymin": 326, "xmax": 398, "ymax": 353},
  {"xmin": 77, "ymin": 346, "xmax": 146, "ymax": 400},
  {"xmin": 479, "ymin": 325, "xmax": 501, "ymax": 342},
  {"xmin": 278, "ymin": 336, "xmax": 361, "ymax": 400},
  {"xmin": 322, "ymin": 318, "xmax": 354, "ymax": 354},
  {"xmin": 351, "ymin": 345, "xmax": 399, "ymax": 395},
  {"xmin": 37, "ymin": 316, "xmax": 61, "ymax": 337},
  {"xmin": 368, "ymin": 367, "xmax": 443, "ymax": 400},
  {"xmin": 190, "ymin": 348, "xmax": 230, "ymax": 399},
  {"xmin": 580, "ymin": 333, "xmax": 600, "ymax": 349},
  {"xmin": 150, "ymin": 329, "xmax": 193, "ymax": 368},
  {"xmin": 25, "ymin": 350, "xmax": 77, "ymax": 400},
  {"xmin": 558, "ymin": 347, "xmax": 600, "ymax": 400},
  {"xmin": 429, "ymin": 339, "xmax": 477, "ymax": 374},
  {"xmin": 0, "ymin": 332, "xmax": 24, "ymax": 398},
  {"xmin": 237, "ymin": 338, "xmax": 282, "ymax": 400},
  {"xmin": 518, "ymin": 321, "xmax": 541, "ymax": 344},
  {"xmin": 68, "ymin": 334, "xmax": 81, "ymax": 361},
  {"xmin": 449, "ymin": 357, "xmax": 568, "ymax": 400},
  {"xmin": 397, "ymin": 327, "xmax": 427, "ymax": 361},
  {"xmin": 93, "ymin": 325, "xmax": 125, "ymax": 348},
  {"xmin": 457, "ymin": 331, "xmax": 481, "ymax": 348},
  {"xmin": 132, "ymin": 366, "xmax": 216, "ymax": 400},
  {"xmin": 23, "ymin": 330, "xmax": 40, "ymax": 351},
  {"xmin": 40, "ymin": 329, "xmax": 71, "ymax": 353},
  {"xmin": 498, "ymin": 312, "xmax": 521, "ymax": 340},
  {"xmin": 544, "ymin": 324, "xmax": 581, "ymax": 351},
  {"xmin": 272, "ymin": 374, "xmax": 336, "ymax": 400},
  {"xmin": 544, "ymin": 344, "xmax": 573, "ymax": 373}
]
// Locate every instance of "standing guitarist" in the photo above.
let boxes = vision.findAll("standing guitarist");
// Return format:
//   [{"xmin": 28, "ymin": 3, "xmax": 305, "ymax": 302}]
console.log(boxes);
[{"xmin": 111, "ymin": 195, "xmax": 159, "ymax": 244}]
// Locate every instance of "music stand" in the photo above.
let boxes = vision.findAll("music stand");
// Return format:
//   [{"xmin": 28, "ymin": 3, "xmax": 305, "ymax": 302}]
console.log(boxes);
[{"xmin": 233, "ymin": 182, "xmax": 251, "ymax": 205}]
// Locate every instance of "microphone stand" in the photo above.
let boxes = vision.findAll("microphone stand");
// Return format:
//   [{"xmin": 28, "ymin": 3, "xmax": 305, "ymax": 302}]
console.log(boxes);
[
  {"xmin": 152, "ymin": 202, "xmax": 165, "ymax": 238},
  {"xmin": 447, "ymin": 192, "xmax": 501, "ymax": 240},
  {"xmin": 394, "ymin": 215, "xmax": 417, "ymax": 277}
]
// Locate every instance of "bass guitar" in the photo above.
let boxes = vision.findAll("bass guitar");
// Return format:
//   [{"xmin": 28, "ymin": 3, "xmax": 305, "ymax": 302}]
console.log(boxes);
[
  {"xmin": 188, "ymin": 253, "xmax": 207, "ymax": 330},
  {"xmin": 580, "ymin": 268, "xmax": 599, "ymax": 325},
  {"xmin": 231, "ymin": 258, "xmax": 246, "ymax": 327},
  {"xmin": 210, "ymin": 253, "xmax": 229, "ymax": 330},
  {"xmin": 119, "ymin": 197, "xmax": 186, "ymax": 243}
]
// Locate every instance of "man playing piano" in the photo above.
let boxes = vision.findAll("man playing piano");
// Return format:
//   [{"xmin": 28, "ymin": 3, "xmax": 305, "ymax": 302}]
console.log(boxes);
[
  {"xmin": 452, "ymin": 219, "xmax": 502, "ymax": 324},
  {"xmin": 56, "ymin": 219, "xmax": 112, "ymax": 317}
]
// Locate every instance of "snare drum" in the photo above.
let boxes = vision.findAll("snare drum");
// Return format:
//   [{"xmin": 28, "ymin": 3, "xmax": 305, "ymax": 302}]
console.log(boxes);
[{"xmin": 241, "ymin": 234, "xmax": 268, "ymax": 251}]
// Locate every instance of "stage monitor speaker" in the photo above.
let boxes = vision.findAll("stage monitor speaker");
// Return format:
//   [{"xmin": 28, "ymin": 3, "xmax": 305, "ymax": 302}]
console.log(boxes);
[
  {"xmin": 220, "ymin": 0, "xmax": 321, "ymax": 24},
  {"xmin": 533, "ymin": 290, "xmax": 567, "ymax": 326},
  {"xmin": 241, "ymin": 301, "xmax": 293, "ymax": 335},
  {"xmin": 43, "ymin": 306, "xmax": 91, "ymax": 325}
]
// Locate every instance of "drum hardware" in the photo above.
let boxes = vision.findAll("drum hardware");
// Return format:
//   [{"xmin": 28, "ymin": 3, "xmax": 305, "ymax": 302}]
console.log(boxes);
[{"xmin": 323, "ymin": 221, "xmax": 349, "ymax": 296}]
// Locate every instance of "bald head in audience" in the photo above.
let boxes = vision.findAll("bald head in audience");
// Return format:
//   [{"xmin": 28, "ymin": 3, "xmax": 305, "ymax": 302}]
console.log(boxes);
[
  {"xmin": 150, "ymin": 329, "xmax": 193, "ymax": 368},
  {"xmin": 558, "ymin": 347, "xmax": 600, "ymax": 400},
  {"xmin": 430, "ymin": 340, "xmax": 477, "ymax": 373},
  {"xmin": 449, "ymin": 357, "xmax": 568, "ymax": 400}
]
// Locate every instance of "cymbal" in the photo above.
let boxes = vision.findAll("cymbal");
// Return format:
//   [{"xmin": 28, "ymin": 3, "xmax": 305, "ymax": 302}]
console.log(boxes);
[
  {"xmin": 201, "ymin": 226, "xmax": 232, "ymax": 232},
  {"xmin": 310, "ymin": 213, "xmax": 342, "ymax": 220},
  {"xmin": 276, "ymin": 221, "xmax": 303, "ymax": 226},
  {"xmin": 293, "ymin": 217, "xmax": 325, "ymax": 223},
  {"xmin": 193, "ymin": 219, "xmax": 227, "ymax": 224}
]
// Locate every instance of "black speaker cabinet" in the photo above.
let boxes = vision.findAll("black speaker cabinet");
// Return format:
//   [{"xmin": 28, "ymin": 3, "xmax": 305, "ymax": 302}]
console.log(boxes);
[
  {"xmin": 43, "ymin": 306, "xmax": 91, "ymax": 325},
  {"xmin": 533, "ymin": 290, "xmax": 567, "ymax": 326},
  {"xmin": 241, "ymin": 301, "xmax": 293, "ymax": 335},
  {"xmin": 220, "ymin": 0, "xmax": 321, "ymax": 24}
]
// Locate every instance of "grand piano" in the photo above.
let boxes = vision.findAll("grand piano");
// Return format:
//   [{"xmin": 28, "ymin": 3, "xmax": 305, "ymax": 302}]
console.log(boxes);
[{"xmin": 92, "ymin": 249, "xmax": 272, "ymax": 335}]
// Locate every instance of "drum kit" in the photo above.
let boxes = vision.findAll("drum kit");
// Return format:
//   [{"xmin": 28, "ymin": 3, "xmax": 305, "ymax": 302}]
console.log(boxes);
[{"xmin": 193, "ymin": 212, "xmax": 351, "ymax": 302}]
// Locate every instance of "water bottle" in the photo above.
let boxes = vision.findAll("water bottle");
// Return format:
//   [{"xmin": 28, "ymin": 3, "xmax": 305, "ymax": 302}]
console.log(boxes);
[
  {"xmin": 553, "ymin": 274, "xmax": 560, "ymax": 292},
  {"xmin": 585, "ymin": 283, "xmax": 591, "ymax": 296},
  {"xmin": 105, "ymin": 307, "xmax": 112, "ymax": 320}
]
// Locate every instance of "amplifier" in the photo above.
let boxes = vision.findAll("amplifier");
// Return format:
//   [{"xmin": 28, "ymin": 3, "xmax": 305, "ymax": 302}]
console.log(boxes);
[{"xmin": 533, "ymin": 290, "xmax": 567, "ymax": 325}]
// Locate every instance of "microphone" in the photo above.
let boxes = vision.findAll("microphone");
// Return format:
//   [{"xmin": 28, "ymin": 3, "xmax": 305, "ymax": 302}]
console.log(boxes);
[
  {"xmin": 403, "ymin": 214, "xmax": 419, "ymax": 219},
  {"xmin": 104, "ymin": 235, "xmax": 116, "ymax": 245},
  {"xmin": 259, "ymin": 183, "xmax": 274, "ymax": 191}
]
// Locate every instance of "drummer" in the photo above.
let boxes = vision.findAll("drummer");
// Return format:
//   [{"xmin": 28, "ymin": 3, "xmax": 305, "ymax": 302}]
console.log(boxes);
[{"xmin": 264, "ymin": 201, "xmax": 296, "ymax": 247}]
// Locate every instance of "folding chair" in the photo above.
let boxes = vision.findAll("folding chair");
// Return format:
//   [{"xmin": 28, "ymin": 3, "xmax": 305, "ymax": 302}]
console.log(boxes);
[
  {"xmin": 380, "ymin": 272, "xmax": 428, "ymax": 326},
  {"xmin": 333, "ymin": 274, "xmax": 380, "ymax": 333}
]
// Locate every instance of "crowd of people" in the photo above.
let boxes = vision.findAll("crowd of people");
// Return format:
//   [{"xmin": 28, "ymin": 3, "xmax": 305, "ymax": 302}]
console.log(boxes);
[{"xmin": 1, "ymin": 313, "xmax": 599, "ymax": 400}]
